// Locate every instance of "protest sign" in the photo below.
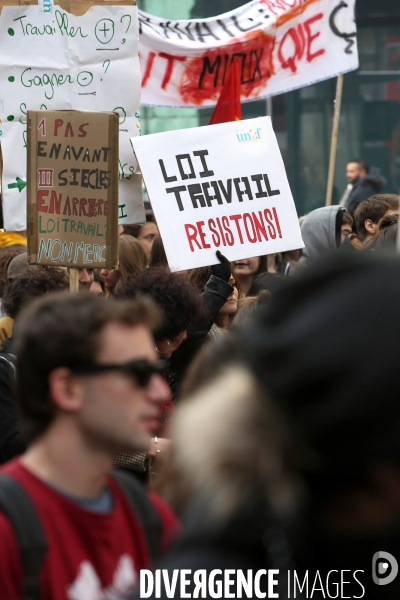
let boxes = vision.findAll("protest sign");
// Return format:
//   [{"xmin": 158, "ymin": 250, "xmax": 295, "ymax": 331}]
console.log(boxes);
[
  {"xmin": 131, "ymin": 117, "xmax": 304, "ymax": 272},
  {"xmin": 139, "ymin": 0, "xmax": 358, "ymax": 108},
  {"xmin": 0, "ymin": 2, "xmax": 143, "ymax": 231},
  {"xmin": 27, "ymin": 109, "xmax": 118, "ymax": 269}
]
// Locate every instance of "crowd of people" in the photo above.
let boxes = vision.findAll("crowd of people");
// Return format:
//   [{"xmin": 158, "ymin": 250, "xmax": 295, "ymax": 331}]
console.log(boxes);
[{"xmin": 0, "ymin": 184, "xmax": 399, "ymax": 599}]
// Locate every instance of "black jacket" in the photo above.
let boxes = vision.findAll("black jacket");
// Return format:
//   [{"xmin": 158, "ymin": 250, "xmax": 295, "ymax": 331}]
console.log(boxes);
[
  {"xmin": 345, "ymin": 175, "xmax": 385, "ymax": 216},
  {"xmin": 167, "ymin": 275, "xmax": 233, "ymax": 399},
  {"xmin": 130, "ymin": 493, "xmax": 291, "ymax": 599},
  {"xmin": 0, "ymin": 338, "xmax": 26, "ymax": 463}
]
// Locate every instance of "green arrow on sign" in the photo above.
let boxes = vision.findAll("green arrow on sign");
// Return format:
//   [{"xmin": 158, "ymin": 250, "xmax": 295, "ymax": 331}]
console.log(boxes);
[{"xmin": 7, "ymin": 177, "xmax": 27, "ymax": 193}]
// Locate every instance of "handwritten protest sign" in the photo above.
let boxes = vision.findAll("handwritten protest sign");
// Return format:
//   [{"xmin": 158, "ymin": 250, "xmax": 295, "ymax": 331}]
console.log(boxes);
[
  {"xmin": 132, "ymin": 117, "xmax": 304, "ymax": 271},
  {"xmin": 0, "ymin": 3, "xmax": 142, "ymax": 231},
  {"xmin": 139, "ymin": 0, "xmax": 358, "ymax": 108},
  {"xmin": 27, "ymin": 110, "xmax": 118, "ymax": 268}
]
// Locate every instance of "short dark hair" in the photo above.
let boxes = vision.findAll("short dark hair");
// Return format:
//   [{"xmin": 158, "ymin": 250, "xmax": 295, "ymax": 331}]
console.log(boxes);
[
  {"xmin": 122, "ymin": 214, "xmax": 156, "ymax": 239},
  {"xmin": 3, "ymin": 265, "xmax": 69, "ymax": 319},
  {"xmin": 349, "ymin": 159, "xmax": 369, "ymax": 174},
  {"xmin": 248, "ymin": 272, "xmax": 289, "ymax": 296},
  {"xmin": 354, "ymin": 194, "xmax": 400, "ymax": 240},
  {"xmin": 341, "ymin": 211, "xmax": 353, "ymax": 227},
  {"xmin": 114, "ymin": 267, "xmax": 204, "ymax": 341},
  {"xmin": 14, "ymin": 293, "xmax": 160, "ymax": 443}
]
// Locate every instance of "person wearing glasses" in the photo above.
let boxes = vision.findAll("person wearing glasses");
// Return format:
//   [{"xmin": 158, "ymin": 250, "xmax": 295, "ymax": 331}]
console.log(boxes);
[{"xmin": 0, "ymin": 293, "xmax": 179, "ymax": 599}]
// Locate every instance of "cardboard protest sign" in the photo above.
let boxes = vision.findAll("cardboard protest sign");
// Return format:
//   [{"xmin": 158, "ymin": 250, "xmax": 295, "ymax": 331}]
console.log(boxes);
[
  {"xmin": 0, "ymin": 3, "xmax": 143, "ymax": 231},
  {"xmin": 27, "ymin": 109, "xmax": 118, "ymax": 268},
  {"xmin": 132, "ymin": 117, "xmax": 304, "ymax": 272},
  {"xmin": 139, "ymin": 0, "xmax": 358, "ymax": 108}
]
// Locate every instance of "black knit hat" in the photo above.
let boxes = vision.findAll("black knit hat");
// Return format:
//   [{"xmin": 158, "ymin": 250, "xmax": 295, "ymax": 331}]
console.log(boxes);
[{"xmin": 240, "ymin": 253, "xmax": 400, "ymax": 493}]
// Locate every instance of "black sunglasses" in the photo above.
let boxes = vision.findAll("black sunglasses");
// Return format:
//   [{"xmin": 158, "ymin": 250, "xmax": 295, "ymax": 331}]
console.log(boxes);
[{"xmin": 70, "ymin": 359, "xmax": 167, "ymax": 388}]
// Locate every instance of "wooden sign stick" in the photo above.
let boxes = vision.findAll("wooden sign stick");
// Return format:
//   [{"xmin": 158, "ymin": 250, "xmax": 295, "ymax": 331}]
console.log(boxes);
[
  {"xmin": 325, "ymin": 74, "xmax": 344, "ymax": 207},
  {"xmin": 69, "ymin": 268, "xmax": 79, "ymax": 293}
]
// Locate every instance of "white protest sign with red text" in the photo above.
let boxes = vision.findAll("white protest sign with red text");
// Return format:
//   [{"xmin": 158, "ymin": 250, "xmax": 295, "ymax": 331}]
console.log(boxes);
[
  {"xmin": 131, "ymin": 117, "xmax": 304, "ymax": 271},
  {"xmin": 139, "ymin": 0, "xmax": 358, "ymax": 108}
]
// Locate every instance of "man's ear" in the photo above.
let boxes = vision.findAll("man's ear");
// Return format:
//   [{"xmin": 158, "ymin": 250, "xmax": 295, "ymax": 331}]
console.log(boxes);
[
  {"xmin": 364, "ymin": 219, "xmax": 377, "ymax": 236},
  {"xmin": 48, "ymin": 368, "xmax": 83, "ymax": 412}
]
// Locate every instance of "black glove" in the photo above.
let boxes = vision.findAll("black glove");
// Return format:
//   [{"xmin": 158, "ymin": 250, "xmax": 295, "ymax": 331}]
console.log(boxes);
[{"xmin": 211, "ymin": 251, "xmax": 231, "ymax": 283}]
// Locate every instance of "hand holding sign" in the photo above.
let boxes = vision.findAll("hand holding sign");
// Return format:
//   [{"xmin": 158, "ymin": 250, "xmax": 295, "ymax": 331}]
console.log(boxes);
[{"xmin": 211, "ymin": 251, "xmax": 232, "ymax": 283}]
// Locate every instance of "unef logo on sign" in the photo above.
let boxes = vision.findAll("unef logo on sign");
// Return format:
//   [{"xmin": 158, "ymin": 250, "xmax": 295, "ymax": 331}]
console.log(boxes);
[{"xmin": 236, "ymin": 128, "xmax": 262, "ymax": 143}]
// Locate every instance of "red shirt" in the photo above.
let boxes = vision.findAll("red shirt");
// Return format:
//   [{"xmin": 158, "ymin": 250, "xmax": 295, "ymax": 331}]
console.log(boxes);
[{"xmin": 0, "ymin": 459, "xmax": 179, "ymax": 600}]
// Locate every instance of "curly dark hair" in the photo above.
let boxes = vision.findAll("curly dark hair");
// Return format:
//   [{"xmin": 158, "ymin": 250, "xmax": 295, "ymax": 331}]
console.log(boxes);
[
  {"xmin": 3, "ymin": 265, "xmax": 69, "ymax": 320},
  {"xmin": 114, "ymin": 267, "xmax": 204, "ymax": 341}
]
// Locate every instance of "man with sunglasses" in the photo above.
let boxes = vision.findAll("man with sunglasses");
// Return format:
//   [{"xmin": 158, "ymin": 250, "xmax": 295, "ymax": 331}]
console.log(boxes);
[{"xmin": 0, "ymin": 293, "xmax": 178, "ymax": 600}]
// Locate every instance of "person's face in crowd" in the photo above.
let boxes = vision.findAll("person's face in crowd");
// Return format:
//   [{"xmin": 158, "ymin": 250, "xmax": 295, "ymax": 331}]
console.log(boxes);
[
  {"xmin": 232, "ymin": 257, "xmax": 260, "ymax": 278},
  {"xmin": 89, "ymin": 280, "xmax": 103, "ymax": 296},
  {"xmin": 137, "ymin": 222, "xmax": 159, "ymax": 261},
  {"xmin": 100, "ymin": 268, "xmax": 120, "ymax": 291},
  {"xmin": 346, "ymin": 162, "xmax": 365, "ymax": 184},
  {"xmin": 218, "ymin": 279, "xmax": 238, "ymax": 318},
  {"xmin": 78, "ymin": 268, "xmax": 94, "ymax": 291},
  {"xmin": 156, "ymin": 330, "xmax": 187, "ymax": 359},
  {"xmin": 75, "ymin": 323, "xmax": 170, "ymax": 453},
  {"xmin": 340, "ymin": 223, "xmax": 352, "ymax": 243}
]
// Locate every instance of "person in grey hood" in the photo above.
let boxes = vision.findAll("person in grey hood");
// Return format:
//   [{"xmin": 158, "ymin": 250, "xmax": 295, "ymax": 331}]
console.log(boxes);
[{"xmin": 290, "ymin": 205, "xmax": 350, "ymax": 276}]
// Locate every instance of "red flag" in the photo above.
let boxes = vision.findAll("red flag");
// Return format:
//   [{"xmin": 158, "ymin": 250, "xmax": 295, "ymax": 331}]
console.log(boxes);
[{"xmin": 209, "ymin": 59, "xmax": 242, "ymax": 125}]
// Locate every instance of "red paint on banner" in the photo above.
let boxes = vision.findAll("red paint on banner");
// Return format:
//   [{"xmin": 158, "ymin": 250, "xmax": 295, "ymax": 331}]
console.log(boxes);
[
  {"xmin": 275, "ymin": 0, "xmax": 320, "ymax": 27},
  {"xmin": 142, "ymin": 51, "xmax": 156, "ymax": 87},
  {"xmin": 277, "ymin": 13, "xmax": 325, "ymax": 73},
  {"xmin": 259, "ymin": 0, "xmax": 297, "ymax": 14},
  {"xmin": 180, "ymin": 30, "xmax": 275, "ymax": 105},
  {"xmin": 259, "ymin": 0, "xmax": 319, "ymax": 22},
  {"xmin": 159, "ymin": 52, "xmax": 187, "ymax": 90}
]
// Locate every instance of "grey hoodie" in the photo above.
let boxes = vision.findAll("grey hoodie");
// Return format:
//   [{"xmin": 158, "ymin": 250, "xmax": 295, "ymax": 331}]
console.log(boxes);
[
  {"xmin": 290, "ymin": 206, "xmax": 343, "ymax": 276},
  {"xmin": 301, "ymin": 205, "xmax": 343, "ymax": 260}
]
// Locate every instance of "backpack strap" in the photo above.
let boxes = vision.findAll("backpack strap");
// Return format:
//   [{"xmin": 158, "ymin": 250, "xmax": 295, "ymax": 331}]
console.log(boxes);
[
  {"xmin": 0, "ymin": 474, "xmax": 47, "ymax": 600},
  {"xmin": 0, "ymin": 470, "xmax": 162, "ymax": 599},
  {"xmin": 0, "ymin": 353, "xmax": 16, "ymax": 377},
  {"xmin": 110, "ymin": 468, "xmax": 162, "ymax": 565}
]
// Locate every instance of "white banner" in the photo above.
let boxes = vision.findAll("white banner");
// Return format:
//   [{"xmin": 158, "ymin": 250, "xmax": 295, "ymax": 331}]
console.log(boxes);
[
  {"xmin": 0, "ymin": 5, "xmax": 144, "ymax": 231},
  {"xmin": 139, "ymin": 0, "xmax": 358, "ymax": 108},
  {"xmin": 132, "ymin": 117, "xmax": 304, "ymax": 272}
]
